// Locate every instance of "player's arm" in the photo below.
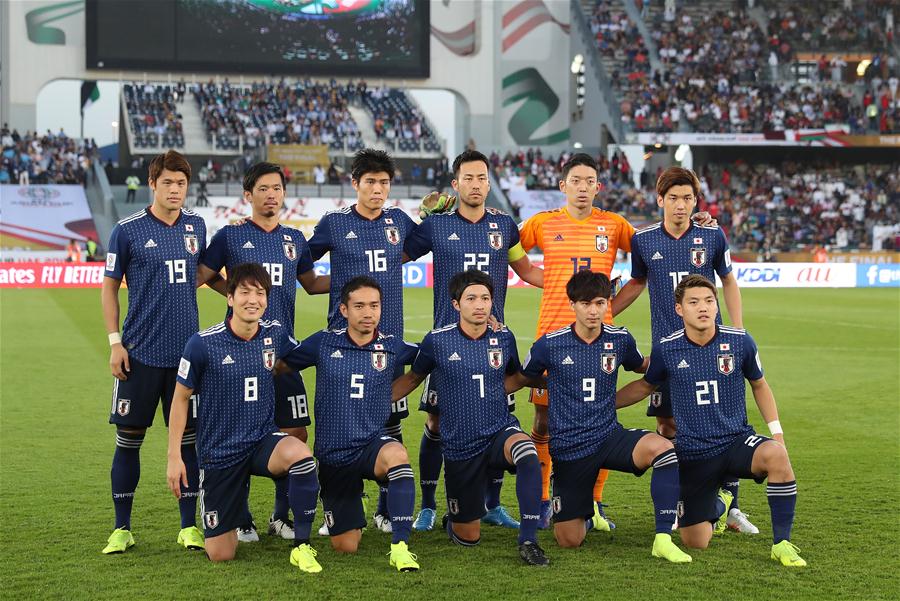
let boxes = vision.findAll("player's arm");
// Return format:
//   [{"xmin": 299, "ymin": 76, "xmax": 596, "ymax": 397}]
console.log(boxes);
[
  {"xmin": 197, "ymin": 228, "xmax": 229, "ymax": 296},
  {"xmin": 393, "ymin": 334, "xmax": 434, "ymax": 400},
  {"xmin": 166, "ymin": 382, "xmax": 193, "ymax": 498},
  {"xmin": 509, "ymin": 251, "xmax": 544, "ymax": 288},
  {"xmin": 280, "ymin": 331, "xmax": 323, "ymax": 372},
  {"xmin": 101, "ymin": 276, "xmax": 130, "ymax": 381},
  {"xmin": 196, "ymin": 264, "xmax": 227, "ymax": 296},
  {"xmin": 298, "ymin": 268, "xmax": 330, "ymax": 295},
  {"xmin": 720, "ymin": 273, "xmax": 743, "ymax": 328},
  {"xmin": 393, "ymin": 370, "xmax": 426, "ymax": 401},
  {"xmin": 615, "ymin": 377, "xmax": 658, "ymax": 409},
  {"xmin": 749, "ymin": 376, "xmax": 784, "ymax": 446},
  {"xmin": 631, "ymin": 356, "xmax": 650, "ymax": 374},
  {"xmin": 611, "ymin": 277, "xmax": 646, "ymax": 316},
  {"xmin": 611, "ymin": 230, "xmax": 644, "ymax": 316},
  {"xmin": 506, "ymin": 371, "xmax": 546, "ymax": 394},
  {"xmin": 511, "ymin": 337, "xmax": 548, "ymax": 392}
]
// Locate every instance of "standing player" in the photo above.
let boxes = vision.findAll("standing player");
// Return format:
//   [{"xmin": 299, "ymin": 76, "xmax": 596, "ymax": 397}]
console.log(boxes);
[
  {"xmin": 280, "ymin": 277, "xmax": 421, "ymax": 572},
  {"xmin": 167, "ymin": 264, "xmax": 322, "ymax": 571},
  {"xmin": 393, "ymin": 270, "xmax": 549, "ymax": 567},
  {"xmin": 307, "ymin": 149, "xmax": 416, "ymax": 533},
  {"xmin": 403, "ymin": 149, "xmax": 543, "ymax": 531},
  {"xmin": 507, "ymin": 271, "xmax": 690, "ymax": 562},
  {"xmin": 196, "ymin": 162, "xmax": 328, "ymax": 542},
  {"xmin": 101, "ymin": 150, "xmax": 207, "ymax": 554},
  {"xmin": 517, "ymin": 153, "xmax": 635, "ymax": 530},
  {"xmin": 612, "ymin": 166, "xmax": 757, "ymax": 534},
  {"xmin": 616, "ymin": 275, "xmax": 806, "ymax": 567}
]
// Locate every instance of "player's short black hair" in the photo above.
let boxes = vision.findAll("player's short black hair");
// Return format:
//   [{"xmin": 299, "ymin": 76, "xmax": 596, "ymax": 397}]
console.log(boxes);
[
  {"xmin": 351, "ymin": 148, "xmax": 395, "ymax": 182},
  {"xmin": 340, "ymin": 275, "xmax": 383, "ymax": 305},
  {"xmin": 566, "ymin": 270, "xmax": 612, "ymax": 302},
  {"xmin": 227, "ymin": 263, "xmax": 271, "ymax": 297},
  {"xmin": 675, "ymin": 274, "xmax": 717, "ymax": 304},
  {"xmin": 452, "ymin": 149, "xmax": 490, "ymax": 178},
  {"xmin": 560, "ymin": 153, "xmax": 599, "ymax": 180},
  {"xmin": 449, "ymin": 269, "xmax": 494, "ymax": 303},
  {"xmin": 243, "ymin": 162, "xmax": 286, "ymax": 192}
]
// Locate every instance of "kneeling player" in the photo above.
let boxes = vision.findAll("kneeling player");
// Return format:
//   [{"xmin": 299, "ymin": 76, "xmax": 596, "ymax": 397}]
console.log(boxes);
[
  {"xmin": 393, "ymin": 270, "xmax": 549, "ymax": 567},
  {"xmin": 166, "ymin": 264, "xmax": 322, "ymax": 572},
  {"xmin": 617, "ymin": 275, "xmax": 806, "ymax": 567},
  {"xmin": 280, "ymin": 277, "xmax": 420, "ymax": 572},
  {"xmin": 508, "ymin": 271, "xmax": 690, "ymax": 562}
]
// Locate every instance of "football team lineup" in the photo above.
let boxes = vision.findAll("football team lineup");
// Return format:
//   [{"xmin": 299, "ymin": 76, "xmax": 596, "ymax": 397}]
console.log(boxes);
[{"xmin": 96, "ymin": 147, "xmax": 806, "ymax": 572}]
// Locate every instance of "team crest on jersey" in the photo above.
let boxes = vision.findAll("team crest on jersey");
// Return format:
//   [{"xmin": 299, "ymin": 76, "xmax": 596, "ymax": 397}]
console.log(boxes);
[
  {"xmin": 717, "ymin": 354, "xmax": 735, "ymax": 375},
  {"xmin": 324, "ymin": 511, "xmax": 335, "ymax": 528},
  {"xmin": 283, "ymin": 241, "xmax": 297, "ymax": 261},
  {"xmin": 595, "ymin": 235, "xmax": 609, "ymax": 253},
  {"xmin": 488, "ymin": 231, "xmax": 503, "ymax": 250},
  {"xmin": 690, "ymin": 247, "xmax": 706, "ymax": 267},
  {"xmin": 263, "ymin": 348, "xmax": 276, "ymax": 371},
  {"xmin": 649, "ymin": 392, "xmax": 662, "ymax": 408},
  {"xmin": 551, "ymin": 496, "xmax": 562, "ymax": 515},
  {"xmin": 384, "ymin": 226, "xmax": 400, "ymax": 245},
  {"xmin": 448, "ymin": 498, "xmax": 459, "ymax": 515},
  {"xmin": 203, "ymin": 511, "xmax": 219, "ymax": 530},
  {"xmin": 372, "ymin": 351, "xmax": 387, "ymax": 371},
  {"xmin": 488, "ymin": 348, "xmax": 503, "ymax": 369},
  {"xmin": 184, "ymin": 234, "xmax": 199, "ymax": 255},
  {"xmin": 116, "ymin": 399, "xmax": 131, "ymax": 416},
  {"xmin": 601, "ymin": 353, "xmax": 616, "ymax": 374}
]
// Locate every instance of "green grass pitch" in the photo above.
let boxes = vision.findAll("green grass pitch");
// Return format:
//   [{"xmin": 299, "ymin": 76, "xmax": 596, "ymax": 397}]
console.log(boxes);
[{"xmin": 1, "ymin": 287, "xmax": 898, "ymax": 600}]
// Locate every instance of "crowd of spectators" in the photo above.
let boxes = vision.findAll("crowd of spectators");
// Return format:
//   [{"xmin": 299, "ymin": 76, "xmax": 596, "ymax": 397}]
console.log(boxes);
[
  {"xmin": 0, "ymin": 126, "xmax": 96, "ymax": 185},
  {"xmin": 764, "ymin": 0, "xmax": 895, "ymax": 52},
  {"xmin": 364, "ymin": 87, "xmax": 441, "ymax": 152},
  {"xmin": 123, "ymin": 84, "xmax": 184, "ymax": 149}
]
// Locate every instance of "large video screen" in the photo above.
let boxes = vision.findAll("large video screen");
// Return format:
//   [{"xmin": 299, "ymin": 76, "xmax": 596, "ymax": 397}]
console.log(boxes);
[{"xmin": 86, "ymin": 0, "xmax": 430, "ymax": 77}]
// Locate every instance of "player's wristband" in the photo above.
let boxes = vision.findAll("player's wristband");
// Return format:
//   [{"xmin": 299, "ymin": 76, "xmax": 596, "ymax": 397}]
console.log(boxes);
[
  {"xmin": 767, "ymin": 420, "xmax": 783, "ymax": 436},
  {"xmin": 108, "ymin": 332, "xmax": 122, "ymax": 346}
]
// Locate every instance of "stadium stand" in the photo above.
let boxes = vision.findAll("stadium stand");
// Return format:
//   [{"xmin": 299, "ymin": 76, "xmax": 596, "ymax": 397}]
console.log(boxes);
[
  {"xmin": 763, "ymin": 0, "xmax": 895, "ymax": 52},
  {"xmin": 122, "ymin": 84, "xmax": 185, "ymax": 149},
  {"xmin": 0, "ymin": 126, "xmax": 96, "ymax": 185},
  {"xmin": 363, "ymin": 87, "xmax": 442, "ymax": 153}
]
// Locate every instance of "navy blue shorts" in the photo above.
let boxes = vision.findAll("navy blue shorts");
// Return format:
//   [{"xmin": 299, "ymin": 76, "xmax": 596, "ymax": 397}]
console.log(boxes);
[
  {"xmin": 418, "ymin": 375, "xmax": 515, "ymax": 416},
  {"xmin": 551, "ymin": 427, "xmax": 651, "ymax": 522},
  {"xmin": 109, "ymin": 358, "xmax": 196, "ymax": 428},
  {"xmin": 444, "ymin": 424, "xmax": 525, "ymax": 523},
  {"xmin": 677, "ymin": 431, "xmax": 770, "ymax": 528},
  {"xmin": 318, "ymin": 436, "xmax": 398, "ymax": 536},
  {"xmin": 646, "ymin": 381, "xmax": 673, "ymax": 418},
  {"xmin": 198, "ymin": 432, "xmax": 286, "ymax": 537},
  {"xmin": 273, "ymin": 371, "xmax": 311, "ymax": 428}
]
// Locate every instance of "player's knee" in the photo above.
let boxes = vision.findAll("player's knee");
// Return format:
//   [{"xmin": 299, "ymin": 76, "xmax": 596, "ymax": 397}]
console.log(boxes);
[
  {"xmin": 206, "ymin": 545, "xmax": 236, "ymax": 562},
  {"xmin": 425, "ymin": 413, "xmax": 440, "ymax": 431},
  {"xmin": 384, "ymin": 442, "xmax": 409, "ymax": 467},
  {"xmin": 648, "ymin": 434, "xmax": 675, "ymax": 456},
  {"xmin": 330, "ymin": 533, "xmax": 360, "ymax": 553},
  {"xmin": 656, "ymin": 418, "xmax": 676, "ymax": 440},
  {"xmin": 762, "ymin": 442, "xmax": 792, "ymax": 477},
  {"xmin": 553, "ymin": 525, "xmax": 585, "ymax": 548},
  {"xmin": 281, "ymin": 426, "xmax": 308, "ymax": 443},
  {"xmin": 510, "ymin": 438, "xmax": 538, "ymax": 468},
  {"xmin": 680, "ymin": 529, "xmax": 711, "ymax": 549}
]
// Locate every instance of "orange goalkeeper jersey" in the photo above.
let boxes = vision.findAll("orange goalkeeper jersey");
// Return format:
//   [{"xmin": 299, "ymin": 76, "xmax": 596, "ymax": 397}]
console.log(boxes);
[{"xmin": 519, "ymin": 207, "xmax": 635, "ymax": 335}]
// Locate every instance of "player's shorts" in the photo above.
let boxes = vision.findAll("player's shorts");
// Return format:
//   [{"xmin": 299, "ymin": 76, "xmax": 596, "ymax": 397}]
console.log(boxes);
[
  {"xmin": 198, "ymin": 432, "xmax": 286, "ymax": 538},
  {"xmin": 444, "ymin": 424, "xmax": 524, "ymax": 523},
  {"xmin": 551, "ymin": 427, "xmax": 651, "ymax": 522},
  {"xmin": 646, "ymin": 381, "xmax": 673, "ymax": 418},
  {"xmin": 677, "ymin": 431, "xmax": 770, "ymax": 528},
  {"xmin": 109, "ymin": 358, "xmax": 196, "ymax": 428},
  {"xmin": 318, "ymin": 436, "xmax": 398, "ymax": 536},
  {"xmin": 419, "ymin": 375, "xmax": 515, "ymax": 416},
  {"xmin": 274, "ymin": 371, "xmax": 311, "ymax": 428},
  {"xmin": 529, "ymin": 386, "xmax": 548, "ymax": 408}
]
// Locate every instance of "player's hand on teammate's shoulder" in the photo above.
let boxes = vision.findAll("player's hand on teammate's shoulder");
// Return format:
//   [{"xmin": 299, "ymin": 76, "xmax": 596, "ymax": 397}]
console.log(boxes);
[
  {"xmin": 418, "ymin": 191, "xmax": 457, "ymax": 219},
  {"xmin": 488, "ymin": 315, "xmax": 505, "ymax": 332},
  {"xmin": 109, "ymin": 343, "xmax": 131, "ymax": 381},
  {"xmin": 691, "ymin": 212, "xmax": 717, "ymax": 227}
]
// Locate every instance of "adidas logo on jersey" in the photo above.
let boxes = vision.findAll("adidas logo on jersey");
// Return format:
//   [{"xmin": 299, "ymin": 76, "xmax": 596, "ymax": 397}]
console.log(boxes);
[
  {"xmin": 448, "ymin": 233, "xmax": 460, "ymax": 241},
  {"xmin": 553, "ymin": 234, "xmax": 564, "ymax": 241},
  {"xmin": 242, "ymin": 241, "xmax": 255, "ymax": 249},
  {"xmin": 221, "ymin": 355, "xmax": 235, "ymax": 365},
  {"xmin": 448, "ymin": 352, "xmax": 461, "ymax": 361},
  {"xmin": 345, "ymin": 231, "xmax": 358, "ymax": 239},
  {"xmin": 562, "ymin": 356, "xmax": 574, "ymax": 365},
  {"xmin": 677, "ymin": 359, "xmax": 690, "ymax": 368},
  {"xmin": 144, "ymin": 239, "xmax": 157, "ymax": 248},
  {"xmin": 330, "ymin": 350, "xmax": 343, "ymax": 358},
  {"xmin": 651, "ymin": 251, "xmax": 664, "ymax": 260}
]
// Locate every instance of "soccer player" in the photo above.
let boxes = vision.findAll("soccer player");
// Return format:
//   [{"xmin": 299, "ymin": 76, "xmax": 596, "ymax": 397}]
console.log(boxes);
[
  {"xmin": 507, "ymin": 271, "xmax": 690, "ymax": 562},
  {"xmin": 612, "ymin": 166, "xmax": 757, "ymax": 534},
  {"xmin": 616, "ymin": 275, "xmax": 806, "ymax": 567},
  {"xmin": 196, "ymin": 162, "xmax": 328, "ymax": 542},
  {"xmin": 307, "ymin": 149, "xmax": 416, "ymax": 533},
  {"xmin": 403, "ymin": 149, "xmax": 543, "ymax": 531},
  {"xmin": 393, "ymin": 270, "xmax": 549, "ymax": 567},
  {"xmin": 167, "ymin": 264, "xmax": 322, "ymax": 572},
  {"xmin": 101, "ymin": 150, "xmax": 207, "ymax": 554},
  {"xmin": 517, "ymin": 153, "xmax": 635, "ymax": 530},
  {"xmin": 279, "ymin": 277, "xmax": 421, "ymax": 572}
]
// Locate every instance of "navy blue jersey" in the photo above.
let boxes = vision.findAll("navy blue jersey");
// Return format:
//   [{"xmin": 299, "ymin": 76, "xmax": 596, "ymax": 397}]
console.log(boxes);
[
  {"xmin": 177, "ymin": 319, "xmax": 295, "ymax": 470},
  {"xmin": 282, "ymin": 329, "xmax": 418, "ymax": 466},
  {"xmin": 630, "ymin": 223, "xmax": 732, "ymax": 343},
  {"xmin": 105, "ymin": 208, "xmax": 207, "ymax": 367},
  {"xmin": 202, "ymin": 221, "xmax": 314, "ymax": 334},
  {"xmin": 522, "ymin": 324, "xmax": 644, "ymax": 461},
  {"xmin": 307, "ymin": 205, "xmax": 415, "ymax": 336},
  {"xmin": 404, "ymin": 209, "xmax": 520, "ymax": 327},
  {"xmin": 412, "ymin": 324, "xmax": 521, "ymax": 461},
  {"xmin": 644, "ymin": 326, "xmax": 763, "ymax": 461}
]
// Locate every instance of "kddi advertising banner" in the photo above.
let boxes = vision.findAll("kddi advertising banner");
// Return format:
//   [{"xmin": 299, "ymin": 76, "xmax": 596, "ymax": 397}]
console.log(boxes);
[{"xmin": 729, "ymin": 263, "xmax": 856, "ymax": 288}]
